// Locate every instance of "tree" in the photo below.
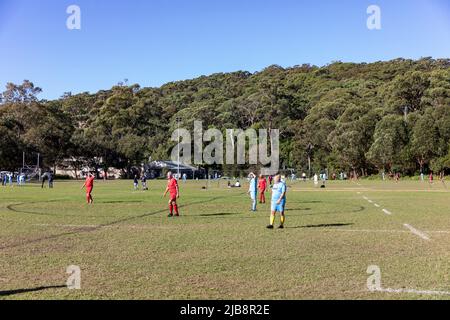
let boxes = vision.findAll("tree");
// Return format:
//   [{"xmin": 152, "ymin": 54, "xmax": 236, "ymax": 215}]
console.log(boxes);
[
  {"xmin": 366, "ymin": 115, "xmax": 409, "ymax": 172},
  {"xmin": 410, "ymin": 112, "xmax": 440, "ymax": 173},
  {"xmin": 0, "ymin": 80, "xmax": 42, "ymax": 104},
  {"xmin": 386, "ymin": 71, "xmax": 430, "ymax": 114}
]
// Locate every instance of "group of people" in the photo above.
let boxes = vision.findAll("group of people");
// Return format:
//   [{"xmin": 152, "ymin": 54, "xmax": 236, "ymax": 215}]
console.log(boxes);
[
  {"xmin": 133, "ymin": 175, "xmax": 148, "ymax": 191},
  {"xmin": 1, "ymin": 172, "xmax": 26, "ymax": 186},
  {"xmin": 40, "ymin": 171, "xmax": 54, "ymax": 188},
  {"xmin": 80, "ymin": 170, "xmax": 286, "ymax": 229}
]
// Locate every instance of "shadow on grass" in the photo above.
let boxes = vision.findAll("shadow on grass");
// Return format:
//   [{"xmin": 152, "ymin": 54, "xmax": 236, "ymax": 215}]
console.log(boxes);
[
  {"xmin": 285, "ymin": 206, "xmax": 366, "ymax": 216},
  {"xmin": 197, "ymin": 212, "xmax": 242, "ymax": 217},
  {"xmin": 289, "ymin": 200, "xmax": 323, "ymax": 204},
  {"xmin": 287, "ymin": 223, "xmax": 354, "ymax": 229},
  {"xmin": 2, "ymin": 192, "xmax": 247, "ymax": 250},
  {"xmin": 99, "ymin": 200, "xmax": 144, "ymax": 204},
  {"xmin": 0, "ymin": 285, "xmax": 66, "ymax": 297}
]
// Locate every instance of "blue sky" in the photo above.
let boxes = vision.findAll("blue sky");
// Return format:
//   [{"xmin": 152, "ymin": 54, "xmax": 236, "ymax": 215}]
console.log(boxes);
[{"xmin": 0, "ymin": 0, "xmax": 449, "ymax": 99}]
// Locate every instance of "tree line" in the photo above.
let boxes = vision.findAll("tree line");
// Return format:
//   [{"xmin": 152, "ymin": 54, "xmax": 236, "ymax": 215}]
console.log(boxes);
[{"xmin": 0, "ymin": 58, "xmax": 449, "ymax": 178}]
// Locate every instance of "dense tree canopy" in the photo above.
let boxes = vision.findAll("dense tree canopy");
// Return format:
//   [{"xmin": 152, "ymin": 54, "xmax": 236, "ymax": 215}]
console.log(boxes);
[{"xmin": 0, "ymin": 58, "xmax": 449, "ymax": 177}]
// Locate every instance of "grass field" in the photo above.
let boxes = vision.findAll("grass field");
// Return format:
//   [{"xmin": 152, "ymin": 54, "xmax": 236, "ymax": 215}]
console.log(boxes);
[{"xmin": 0, "ymin": 178, "xmax": 449, "ymax": 300}]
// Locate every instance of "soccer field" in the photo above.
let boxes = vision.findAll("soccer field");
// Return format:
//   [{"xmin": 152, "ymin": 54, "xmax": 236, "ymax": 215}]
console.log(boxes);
[{"xmin": 0, "ymin": 179, "xmax": 449, "ymax": 300}]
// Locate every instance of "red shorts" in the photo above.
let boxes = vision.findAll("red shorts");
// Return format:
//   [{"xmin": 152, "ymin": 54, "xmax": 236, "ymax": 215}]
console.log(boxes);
[
  {"xmin": 169, "ymin": 193, "xmax": 177, "ymax": 202},
  {"xmin": 86, "ymin": 187, "xmax": 93, "ymax": 194}
]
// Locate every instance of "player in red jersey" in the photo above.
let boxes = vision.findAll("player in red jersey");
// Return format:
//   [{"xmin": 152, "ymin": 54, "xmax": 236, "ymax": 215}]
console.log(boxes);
[
  {"xmin": 81, "ymin": 173, "xmax": 95, "ymax": 204},
  {"xmin": 163, "ymin": 171, "xmax": 180, "ymax": 217},
  {"xmin": 258, "ymin": 174, "xmax": 267, "ymax": 204}
]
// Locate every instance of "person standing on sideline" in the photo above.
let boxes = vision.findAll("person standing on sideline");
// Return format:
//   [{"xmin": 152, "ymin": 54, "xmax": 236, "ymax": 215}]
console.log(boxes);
[
  {"xmin": 267, "ymin": 174, "xmax": 287, "ymax": 229},
  {"xmin": 248, "ymin": 173, "xmax": 258, "ymax": 212},
  {"xmin": 82, "ymin": 173, "xmax": 95, "ymax": 204},
  {"xmin": 313, "ymin": 173, "xmax": 319, "ymax": 187},
  {"xmin": 141, "ymin": 175, "xmax": 148, "ymax": 190},
  {"xmin": 163, "ymin": 171, "xmax": 180, "ymax": 217},
  {"xmin": 440, "ymin": 172, "xmax": 447, "ymax": 188},
  {"xmin": 133, "ymin": 175, "xmax": 139, "ymax": 190},
  {"xmin": 48, "ymin": 171, "xmax": 54, "ymax": 188},
  {"xmin": 258, "ymin": 174, "xmax": 267, "ymax": 204},
  {"xmin": 41, "ymin": 171, "xmax": 48, "ymax": 188}
]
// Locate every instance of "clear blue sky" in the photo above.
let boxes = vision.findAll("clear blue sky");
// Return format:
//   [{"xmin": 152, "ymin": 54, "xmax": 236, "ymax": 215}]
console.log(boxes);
[{"xmin": 1, "ymin": 0, "xmax": 449, "ymax": 99}]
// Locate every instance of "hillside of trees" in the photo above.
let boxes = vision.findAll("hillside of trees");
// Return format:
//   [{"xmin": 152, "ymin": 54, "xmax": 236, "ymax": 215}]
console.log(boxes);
[{"xmin": 0, "ymin": 58, "xmax": 449, "ymax": 178}]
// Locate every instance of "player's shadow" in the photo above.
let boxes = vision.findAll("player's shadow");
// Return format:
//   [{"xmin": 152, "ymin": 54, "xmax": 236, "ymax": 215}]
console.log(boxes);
[
  {"xmin": 289, "ymin": 200, "xmax": 322, "ymax": 204},
  {"xmin": 197, "ymin": 212, "xmax": 241, "ymax": 217},
  {"xmin": 0, "ymin": 285, "xmax": 66, "ymax": 297},
  {"xmin": 287, "ymin": 223, "xmax": 354, "ymax": 229}
]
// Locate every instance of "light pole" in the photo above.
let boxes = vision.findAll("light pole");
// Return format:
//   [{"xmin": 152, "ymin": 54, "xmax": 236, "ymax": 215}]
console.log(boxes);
[
  {"xmin": 176, "ymin": 117, "xmax": 182, "ymax": 179},
  {"xmin": 307, "ymin": 143, "xmax": 314, "ymax": 178}
]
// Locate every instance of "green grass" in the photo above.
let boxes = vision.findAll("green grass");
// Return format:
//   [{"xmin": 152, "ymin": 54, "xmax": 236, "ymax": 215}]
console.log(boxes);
[{"xmin": 0, "ymin": 179, "xmax": 449, "ymax": 300}]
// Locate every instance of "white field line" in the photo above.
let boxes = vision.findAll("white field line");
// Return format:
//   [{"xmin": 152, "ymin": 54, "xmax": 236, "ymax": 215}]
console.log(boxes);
[
  {"xmin": 371, "ymin": 287, "xmax": 450, "ymax": 296},
  {"xmin": 403, "ymin": 224, "xmax": 431, "ymax": 241},
  {"xmin": 359, "ymin": 193, "xmax": 393, "ymax": 215},
  {"xmin": 325, "ymin": 228, "xmax": 449, "ymax": 235}
]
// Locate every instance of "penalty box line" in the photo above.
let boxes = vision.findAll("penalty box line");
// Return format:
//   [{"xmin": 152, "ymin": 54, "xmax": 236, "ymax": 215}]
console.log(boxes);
[
  {"xmin": 403, "ymin": 224, "xmax": 431, "ymax": 241},
  {"xmin": 356, "ymin": 192, "xmax": 434, "ymax": 241},
  {"xmin": 360, "ymin": 194, "xmax": 391, "ymax": 215}
]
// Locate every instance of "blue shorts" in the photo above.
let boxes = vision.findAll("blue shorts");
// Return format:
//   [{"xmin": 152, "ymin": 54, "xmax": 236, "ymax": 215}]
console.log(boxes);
[{"xmin": 271, "ymin": 201, "xmax": 286, "ymax": 212}]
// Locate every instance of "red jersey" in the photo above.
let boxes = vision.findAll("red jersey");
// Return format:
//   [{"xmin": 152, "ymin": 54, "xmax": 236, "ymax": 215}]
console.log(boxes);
[
  {"xmin": 85, "ymin": 176, "xmax": 94, "ymax": 188},
  {"xmin": 167, "ymin": 178, "xmax": 178, "ymax": 194},
  {"xmin": 258, "ymin": 178, "xmax": 267, "ymax": 191}
]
